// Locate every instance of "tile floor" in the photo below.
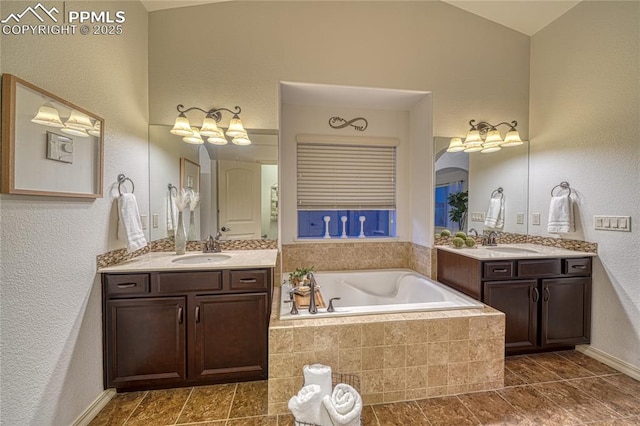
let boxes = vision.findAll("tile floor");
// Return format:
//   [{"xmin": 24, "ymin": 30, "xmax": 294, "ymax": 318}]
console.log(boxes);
[{"xmin": 91, "ymin": 350, "xmax": 640, "ymax": 425}]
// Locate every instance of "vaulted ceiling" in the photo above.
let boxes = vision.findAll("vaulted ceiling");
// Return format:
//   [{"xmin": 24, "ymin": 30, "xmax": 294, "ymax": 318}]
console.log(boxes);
[{"xmin": 140, "ymin": 0, "xmax": 582, "ymax": 36}]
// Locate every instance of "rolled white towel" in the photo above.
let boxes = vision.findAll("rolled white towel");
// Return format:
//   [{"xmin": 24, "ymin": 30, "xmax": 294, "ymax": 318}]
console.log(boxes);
[
  {"xmin": 322, "ymin": 383, "xmax": 362, "ymax": 426},
  {"xmin": 303, "ymin": 364, "xmax": 333, "ymax": 399},
  {"xmin": 288, "ymin": 384, "xmax": 324, "ymax": 425}
]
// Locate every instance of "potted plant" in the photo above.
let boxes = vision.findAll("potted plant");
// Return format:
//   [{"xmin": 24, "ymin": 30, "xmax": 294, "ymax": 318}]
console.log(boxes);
[
  {"xmin": 447, "ymin": 190, "xmax": 468, "ymax": 232},
  {"xmin": 288, "ymin": 266, "xmax": 315, "ymax": 287}
]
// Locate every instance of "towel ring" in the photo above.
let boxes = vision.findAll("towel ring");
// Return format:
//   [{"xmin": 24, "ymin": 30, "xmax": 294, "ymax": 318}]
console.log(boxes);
[
  {"xmin": 168, "ymin": 183, "xmax": 178, "ymax": 197},
  {"xmin": 491, "ymin": 187, "xmax": 504, "ymax": 199},
  {"xmin": 551, "ymin": 181, "xmax": 571, "ymax": 197},
  {"xmin": 117, "ymin": 174, "xmax": 134, "ymax": 195}
]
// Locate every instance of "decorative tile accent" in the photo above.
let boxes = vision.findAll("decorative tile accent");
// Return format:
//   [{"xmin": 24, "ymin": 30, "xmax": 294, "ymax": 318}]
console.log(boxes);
[
  {"xmin": 434, "ymin": 231, "xmax": 597, "ymax": 253},
  {"xmin": 96, "ymin": 238, "xmax": 278, "ymax": 269}
]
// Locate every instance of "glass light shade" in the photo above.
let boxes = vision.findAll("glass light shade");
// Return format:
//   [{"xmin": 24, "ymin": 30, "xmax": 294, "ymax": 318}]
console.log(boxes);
[
  {"xmin": 446, "ymin": 137, "xmax": 465, "ymax": 152},
  {"xmin": 170, "ymin": 115, "xmax": 193, "ymax": 136},
  {"xmin": 463, "ymin": 129, "xmax": 483, "ymax": 147},
  {"xmin": 31, "ymin": 104, "xmax": 64, "ymax": 127},
  {"xmin": 463, "ymin": 145, "xmax": 483, "ymax": 153},
  {"xmin": 207, "ymin": 134, "xmax": 228, "ymax": 145},
  {"xmin": 182, "ymin": 127, "xmax": 204, "ymax": 144},
  {"xmin": 65, "ymin": 110, "xmax": 94, "ymax": 130},
  {"xmin": 480, "ymin": 143, "xmax": 502, "ymax": 153},
  {"xmin": 232, "ymin": 133, "xmax": 251, "ymax": 145},
  {"xmin": 225, "ymin": 116, "xmax": 246, "ymax": 138},
  {"xmin": 88, "ymin": 121, "xmax": 101, "ymax": 137},
  {"xmin": 502, "ymin": 129, "xmax": 524, "ymax": 147},
  {"xmin": 199, "ymin": 116, "xmax": 221, "ymax": 137},
  {"xmin": 485, "ymin": 129, "xmax": 503, "ymax": 144},
  {"xmin": 61, "ymin": 126, "xmax": 89, "ymax": 137}
]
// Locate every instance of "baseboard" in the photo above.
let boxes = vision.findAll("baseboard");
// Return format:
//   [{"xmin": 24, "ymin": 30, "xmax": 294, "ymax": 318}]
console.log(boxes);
[
  {"xmin": 71, "ymin": 388, "xmax": 116, "ymax": 426},
  {"xmin": 576, "ymin": 345, "xmax": 640, "ymax": 380}
]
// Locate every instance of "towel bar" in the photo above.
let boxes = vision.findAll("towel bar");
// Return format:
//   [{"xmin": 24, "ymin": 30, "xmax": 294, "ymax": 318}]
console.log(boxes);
[
  {"xmin": 491, "ymin": 187, "xmax": 504, "ymax": 199},
  {"xmin": 117, "ymin": 174, "xmax": 134, "ymax": 195},
  {"xmin": 551, "ymin": 181, "xmax": 571, "ymax": 197}
]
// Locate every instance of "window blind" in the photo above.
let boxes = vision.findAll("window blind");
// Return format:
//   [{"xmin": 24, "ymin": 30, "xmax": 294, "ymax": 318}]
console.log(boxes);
[{"xmin": 297, "ymin": 143, "xmax": 396, "ymax": 210}]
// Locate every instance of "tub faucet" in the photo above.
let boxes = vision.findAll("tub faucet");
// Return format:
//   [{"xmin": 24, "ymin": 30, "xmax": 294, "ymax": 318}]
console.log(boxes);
[
  {"xmin": 202, "ymin": 232, "xmax": 222, "ymax": 253},
  {"xmin": 306, "ymin": 272, "xmax": 318, "ymax": 314}
]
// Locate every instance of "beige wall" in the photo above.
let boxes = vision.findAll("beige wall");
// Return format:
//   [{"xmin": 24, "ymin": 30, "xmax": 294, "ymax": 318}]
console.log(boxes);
[
  {"xmin": 0, "ymin": 1, "xmax": 149, "ymax": 424},
  {"xmin": 530, "ymin": 1, "xmax": 640, "ymax": 369},
  {"xmin": 148, "ymin": 1, "xmax": 531, "ymax": 138}
]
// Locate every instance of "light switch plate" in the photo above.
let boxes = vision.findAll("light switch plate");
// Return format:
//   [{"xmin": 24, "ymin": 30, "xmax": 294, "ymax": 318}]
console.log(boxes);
[
  {"xmin": 532, "ymin": 213, "xmax": 541, "ymax": 225},
  {"xmin": 471, "ymin": 212, "xmax": 485, "ymax": 222},
  {"xmin": 140, "ymin": 214, "xmax": 148, "ymax": 230},
  {"xmin": 594, "ymin": 215, "xmax": 631, "ymax": 231},
  {"xmin": 516, "ymin": 212, "xmax": 524, "ymax": 224},
  {"xmin": 152, "ymin": 214, "xmax": 159, "ymax": 228}
]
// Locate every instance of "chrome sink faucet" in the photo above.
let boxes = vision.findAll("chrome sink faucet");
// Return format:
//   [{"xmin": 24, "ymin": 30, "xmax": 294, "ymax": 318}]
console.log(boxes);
[
  {"xmin": 202, "ymin": 232, "xmax": 222, "ymax": 253},
  {"xmin": 306, "ymin": 272, "xmax": 318, "ymax": 314},
  {"xmin": 468, "ymin": 228, "xmax": 478, "ymax": 237},
  {"xmin": 483, "ymin": 231, "xmax": 498, "ymax": 246}
]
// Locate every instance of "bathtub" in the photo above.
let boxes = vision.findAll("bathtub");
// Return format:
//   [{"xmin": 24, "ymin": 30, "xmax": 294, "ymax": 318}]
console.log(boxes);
[{"xmin": 279, "ymin": 269, "xmax": 484, "ymax": 320}]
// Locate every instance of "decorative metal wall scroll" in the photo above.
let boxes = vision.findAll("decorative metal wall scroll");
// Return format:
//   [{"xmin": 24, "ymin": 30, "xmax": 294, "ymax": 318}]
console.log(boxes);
[{"xmin": 328, "ymin": 116, "xmax": 369, "ymax": 132}]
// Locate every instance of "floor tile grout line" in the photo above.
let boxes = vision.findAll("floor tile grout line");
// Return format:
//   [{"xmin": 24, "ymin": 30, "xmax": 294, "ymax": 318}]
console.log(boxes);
[
  {"xmin": 369, "ymin": 405, "xmax": 381, "ymax": 426},
  {"xmin": 453, "ymin": 394, "xmax": 484, "ymax": 425},
  {"xmin": 521, "ymin": 381, "xmax": 585, "ymax": 424},
  {"xmin": 173, "ymin": 387, "xmax": 195, "ymax": 425},
  {"xmin": 122, "ymin": 390, "xmax": 149, "ymax": 426},
  {"xmin": 225, "ymin": 383, "xmax": 239, "ymax": 421},
  {"xmin": 410, "ymin": 399, "xmax": 434, "ymax": 426},
  {"xmin": 504, "ymin": 365, "xmax": 529, "ymax": 386},
  {"xmin": 563, "ymin": 376, "xmax": 639, "ymax": 420},
  {"xmin": 493, "ymin": 387, "xmax": 540, "ymax": 426}
]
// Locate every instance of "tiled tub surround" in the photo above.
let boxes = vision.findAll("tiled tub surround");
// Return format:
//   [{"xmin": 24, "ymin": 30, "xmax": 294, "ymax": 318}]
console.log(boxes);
[
  {"xmin": 281, "ymin": 241, "xmax": 433, "ymax": 281},
  {"xmin": 268, "ymin": 285, "xmax": 505, "ymax": 415}
]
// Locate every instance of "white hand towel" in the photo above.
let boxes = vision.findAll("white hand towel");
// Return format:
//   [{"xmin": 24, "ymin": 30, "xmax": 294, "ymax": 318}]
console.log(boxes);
[
  {"xmin": 117, "ymin": 193, "xmax": 148, "ymax": 252},
  {"xmin": 288, "ymin": 384, "xmax": 325, "ymax": 426},
  {"xmin": 166, "ymin": 194, "xmax": 177, "ymax": 237},
  {"xmin": 484, "ymin": 197, "xmax": 505, "ymax": 229},
  {"xmin": 548, "ymin": 194, "xmax": 574, "ymax": 234},
  {"xmin": 322, "ymin": 383, "xmax": 362, "ymax": 426},
  {"xmin": 303, "ymin": 364, "xmax": 333, "ymax": 399}
]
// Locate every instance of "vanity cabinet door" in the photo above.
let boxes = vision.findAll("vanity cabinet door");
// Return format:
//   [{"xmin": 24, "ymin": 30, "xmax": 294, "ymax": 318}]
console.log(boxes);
[
  {"xmin": 541, "ymin": 277, "xmax": 591, "ymax": 348},
  {"xmin": 190, "ymin": 293, "xmax": 268, "ymax": 382},
  {"xmin": 483, "ymin": 280, "xmax": 539, "ymax": 353},
  {"xmin": 105, "ymin": 297, "xmax": 186, "ymax": 389}
]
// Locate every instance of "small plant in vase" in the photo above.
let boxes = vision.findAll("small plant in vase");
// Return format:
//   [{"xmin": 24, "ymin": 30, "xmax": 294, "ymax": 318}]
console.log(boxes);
[{"xmin": 288, "ymin": 266, "xmax": 315, "ymax": 287}]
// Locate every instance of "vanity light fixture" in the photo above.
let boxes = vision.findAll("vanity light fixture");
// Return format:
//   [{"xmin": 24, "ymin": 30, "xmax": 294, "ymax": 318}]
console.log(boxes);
[
  {"xmin": 31, "ymin": 103, "xmax": 100, "ymax": 138},
  {"xmin": 447, "ymin": 119, "xmax": 525, "ymax": 153},
  {"xmin": 170, "ymin": 104, "xmax": 251, "ymax": 146}
]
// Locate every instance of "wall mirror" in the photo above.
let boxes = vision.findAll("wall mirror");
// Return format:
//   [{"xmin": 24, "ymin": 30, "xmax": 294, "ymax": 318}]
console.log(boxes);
[
  {"xmin": 149, "ymin": 125, "xmax": 278, "ymax": 242},
  {"xmin": 434, "ymin": 136, "xmax": 529, "ymax": 235},
  {"xmin": 1, "ymin": 74, "xmax": 103, "ymax": 198}
]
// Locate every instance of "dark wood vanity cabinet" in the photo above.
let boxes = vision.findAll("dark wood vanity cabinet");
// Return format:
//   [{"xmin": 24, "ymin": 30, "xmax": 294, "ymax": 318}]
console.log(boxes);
[
  {"xmin": 102, "ymin": 268, "xmax": 272, "ymax": 391},
  {"xmin": 437, "ymin": 250, "xmax": 592, "ymax": 355}
]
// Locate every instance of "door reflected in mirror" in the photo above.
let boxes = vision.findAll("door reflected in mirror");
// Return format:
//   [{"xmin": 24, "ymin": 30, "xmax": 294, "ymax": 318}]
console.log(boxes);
[
  {"xmin": 149, "ymin": 125, "xmax": 278, "ymax": 242},
  {"xmin": 434, "ymin": 136, "xmax": 529, "ymax": 236}
]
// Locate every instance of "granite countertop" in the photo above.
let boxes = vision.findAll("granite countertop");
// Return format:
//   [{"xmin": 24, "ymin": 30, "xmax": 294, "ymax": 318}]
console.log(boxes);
[
  {"xmin": 98, "ymin": 250, "xmax": 278, "ymax": 273},
  {"xmin": 436, "ymin": 243, "xmax": 596, "ymax": 260}
]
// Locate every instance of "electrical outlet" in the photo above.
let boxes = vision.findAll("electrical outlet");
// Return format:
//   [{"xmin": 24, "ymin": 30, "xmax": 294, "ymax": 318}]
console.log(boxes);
[
  {"xmin": 140, "ymin": 214, "xmax": 148, "ymax": 230},
  {"xmin": 532, "ymin": 213, "xmax": 541, "ymax": 225},
  {"xmin": 516, "ymin": 212, "xmax": 524, "ymax": 224},
  {"xmin": 594, "ymin": 215, "xmax": 631, "ymax": 231}
]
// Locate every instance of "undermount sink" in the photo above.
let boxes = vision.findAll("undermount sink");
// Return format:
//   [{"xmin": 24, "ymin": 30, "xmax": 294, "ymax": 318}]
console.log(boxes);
[
  {"xmin": 484, "ymin": 246, "xmax": 539, "ymax": 254},
  {"xmin": 171, "ymin": 253, "xmax": 232, "ymax": 265}
]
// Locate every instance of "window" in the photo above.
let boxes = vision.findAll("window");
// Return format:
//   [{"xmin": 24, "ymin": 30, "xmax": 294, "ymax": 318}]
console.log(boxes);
[
  {"xmin": 434, "ymin": 181, "xmax": 464, "ymax": 230},
  {"xmin": 296, "ymin": 137, "xmax": 397, "ymax": 239}
]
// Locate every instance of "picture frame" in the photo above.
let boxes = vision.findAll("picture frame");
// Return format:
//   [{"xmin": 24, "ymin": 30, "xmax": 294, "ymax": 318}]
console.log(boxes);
[
  {"xmin": 1, "ymin": 74, "xmax": 104, "ymax": 198},
  {"xmin": 180, "ymin": 157, "xmax": 200, "ymax": 193}
]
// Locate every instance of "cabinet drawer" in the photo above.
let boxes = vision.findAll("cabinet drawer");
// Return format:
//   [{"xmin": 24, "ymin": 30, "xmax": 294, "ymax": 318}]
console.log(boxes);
[
  {"xmin": 517, "ymin": 259, "xmax": 561, "ymax": 277},
  {"xmin": 563, "ymin": 258, "xmax": 592, "ymax": 275},
  {"xmin": 483, "ymin": 261, "xmax": 515, "ymax": 280},
  {"xmin": 230, "ymin": 269, "xmax": 269, "ymax": 291},
  {"xmin": 105, "ymin": 274, "xmax": 149, "ymax": 296},
  {"xmin": 157, "ymin": 271, "xmax": 222, "ymax": 293}
]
